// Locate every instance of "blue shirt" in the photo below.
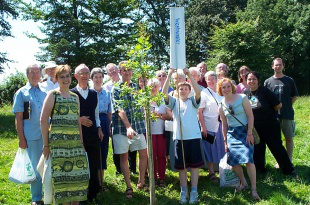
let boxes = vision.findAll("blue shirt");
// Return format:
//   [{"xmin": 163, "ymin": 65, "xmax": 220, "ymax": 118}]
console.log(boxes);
[
  {"xmin": 12, "ymin": 82, "xmax": 47, "ymax": 141},
  {"xmin": 97, "ymin": 88, "xmax": 112, "ymax": 114},
  {"xmin": 111, "ymin": 82, "xmax": 146, "ymax": 135}
]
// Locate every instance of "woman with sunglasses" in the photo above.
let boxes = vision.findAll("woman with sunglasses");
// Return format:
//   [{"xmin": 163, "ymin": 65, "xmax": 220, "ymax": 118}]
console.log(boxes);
[
  {"xmin": 218, "ymin": 78, "xmax": 260, "ymax": 200},
  {"xmin": 243, "ymin": 71, "xmax": 296, "ymax": 176}
]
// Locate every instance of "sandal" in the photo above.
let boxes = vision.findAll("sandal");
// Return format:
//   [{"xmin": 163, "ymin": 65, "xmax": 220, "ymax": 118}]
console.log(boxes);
[
  {"xmin": 251, "ymin": 189, "xmax": 261, "ymax": 201},
  {"xmin": 235, "ymin": 183, "xmax": 248, "ymax": 192},
  {"xmin": 207, "ymin": 173, "xmax": 219, "ymax": 182},
  {"xmin": 137, "ymin": 183, "xmax": 149, "ymax": 192},
  {"xmin": 125, "ymin": 187, "xmax": 133, "ymax": 199}
]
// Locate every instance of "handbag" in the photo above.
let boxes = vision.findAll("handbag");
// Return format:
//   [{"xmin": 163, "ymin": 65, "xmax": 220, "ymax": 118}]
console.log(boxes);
[
  {"xmin": 9, "ymin": 148, "xmax": 36, "ymax": 184},
  {"xmin": 165, "ymin": 120, "xmax": 173, "ymax": 132},
  {"xmin": 202, "ymin": 132, "xmax": 216, "ymax": 144},
  {"xmin": 219, "ymin": 153, "xmax": 240, "ymax": 187},
  {"xmin": 221, "ymin": 103, "xmax": 260, "ymax": 145}
]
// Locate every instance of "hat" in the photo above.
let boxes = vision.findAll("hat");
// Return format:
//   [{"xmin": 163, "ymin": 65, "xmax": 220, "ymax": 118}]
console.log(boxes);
[{"xmin": 44, "ymin": 61, "xmax": 57, "ymax": 69}]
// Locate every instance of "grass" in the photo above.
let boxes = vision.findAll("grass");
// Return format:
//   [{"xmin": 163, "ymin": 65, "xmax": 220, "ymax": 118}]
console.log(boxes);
[{"xmin": 0, "ymin": 97, "xmax": 309, "ymax": 205}]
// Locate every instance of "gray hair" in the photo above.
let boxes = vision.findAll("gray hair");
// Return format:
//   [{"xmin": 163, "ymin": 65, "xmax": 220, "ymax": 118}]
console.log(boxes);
[
  {"xmin": 189, "ymin": 67, "xmax": 201, "ymax": 77},
  {"xmin": 215, "ymin": 63, "xmax": 229, "ymax": 72},
  {"xmin": 147, "ymin": 78, "xmax": 161, "ymax": 87},
  {"xmin": 26, "ymin": 64, "xmax": 41, "ymax": 75},
  {"xmin": 106, "ymin": 63, "xmax": 118, "ymax": 71},
  {"xmin": 205, "ymin": 71, "xmax": 217, "ymax": 80},
  {"xmin": 172, "ymin": 70, "xmax": 186, "ymax": 80},
  {"xmin": 75, "ymin": 64, "xmax": 89, "ymax": 74},
  {"xmin": 90, "ymin": 67, "xmax": 104, "ymax": 79}
]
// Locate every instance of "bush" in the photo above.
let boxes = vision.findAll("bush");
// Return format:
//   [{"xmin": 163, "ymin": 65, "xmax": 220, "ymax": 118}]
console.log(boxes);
[{"xmin": 0, "ymin": 71, "xmax": 27, "ymax": 105}]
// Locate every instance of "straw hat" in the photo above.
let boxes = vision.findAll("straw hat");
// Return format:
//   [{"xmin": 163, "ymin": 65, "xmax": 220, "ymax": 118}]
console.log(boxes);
[{"xmin": 44, "ymin": 61, "xmax": 57, "ymax": 70}]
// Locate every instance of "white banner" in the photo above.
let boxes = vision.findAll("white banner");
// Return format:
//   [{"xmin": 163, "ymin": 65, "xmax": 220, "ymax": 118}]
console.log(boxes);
[{"xmin": 170, "ymin": 7, "xmax": 186, "ymax": 70}]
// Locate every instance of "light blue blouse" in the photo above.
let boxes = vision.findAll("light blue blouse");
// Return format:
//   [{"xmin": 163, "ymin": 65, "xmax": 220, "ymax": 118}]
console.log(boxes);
[
  {"xmin": 97, "ymin": 88, "xmax": 112, "ymax": 114},
  {"xmin": 12, "ymin": 82, "xmax": 47, "ymax": 141}
]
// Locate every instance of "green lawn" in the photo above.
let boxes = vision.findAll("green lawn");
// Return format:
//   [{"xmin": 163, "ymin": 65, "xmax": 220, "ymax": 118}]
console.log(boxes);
[{"xmin": 0, "ymin": 97, "xmax": 309, "ymax": 205}]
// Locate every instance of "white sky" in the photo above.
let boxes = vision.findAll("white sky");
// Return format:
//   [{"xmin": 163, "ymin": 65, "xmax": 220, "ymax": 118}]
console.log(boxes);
[{"xmin": 0, "ymin": 17, "xmax": 43, "ymax": 82}]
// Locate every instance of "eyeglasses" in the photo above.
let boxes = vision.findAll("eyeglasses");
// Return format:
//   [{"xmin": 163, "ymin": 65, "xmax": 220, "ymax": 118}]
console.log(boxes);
[
  {"xmin": 229, "ymin": 105, "xmax": 235, "ymax": 115},
  {"xmin": 157, "ymin": 75, "xmax": 166, "ymax": 78}
]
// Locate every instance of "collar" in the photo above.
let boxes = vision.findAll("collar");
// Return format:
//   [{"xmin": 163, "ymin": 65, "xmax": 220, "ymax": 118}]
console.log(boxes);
[
  {"xmin": 77, "ymin": 84, "xmax": 89, "ymax": 92},
  {"xmin": 25, "ymin": 82, "xmax": 41, "ymax": 90}
]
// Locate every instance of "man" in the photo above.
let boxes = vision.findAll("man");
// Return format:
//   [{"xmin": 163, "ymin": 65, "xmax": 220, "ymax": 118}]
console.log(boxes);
[
  {"xmin": 111, "ymin": 61, "xmax": 148, "ymax": 198},
  {"xmin": 189, "ymin": 67, "xmax": 205, "ymax": 91},
  {"xmin": 264, "ymin": 58, "xmax": 298, "ymax": 163},
  {"xmin": 12, "ymin": 64, "xmax": 46, "ymax": 205},
  {"xmin": 215, "ymin": 63, "xmax": 236, "ymax": 85},
  {"xmin": 197, "ymin": 62, "xmax": 208, "ymax": 88},
  {"xmin": 71, "ymin": 64, "xmax": 104, "ymax": 202},
  {"xmin": 103, "ymin": 63, "xmax": 120, "ymax": 92},
  {"xmin": 39, "ymin": 61, "xmax": 59, "ymax": 92}
]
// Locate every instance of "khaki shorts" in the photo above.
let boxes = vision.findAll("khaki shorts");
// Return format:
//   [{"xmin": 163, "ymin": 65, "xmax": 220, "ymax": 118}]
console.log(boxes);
[
  {"xmin": 280, "ymin": 119, "xmax": 296, "ymax": 138},
  {"xmin": 113, "ymin": 133, "xmax": 147, "ymax": 154}
]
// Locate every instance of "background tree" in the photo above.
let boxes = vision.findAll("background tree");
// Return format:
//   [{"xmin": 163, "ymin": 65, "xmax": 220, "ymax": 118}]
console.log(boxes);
[
  {"xmin": 21, "ymin": 0, "xmax": 137, "ymax": 69},
  {"xmin": 0, "ymin": 0, "xmax": 18, "ymax": 73}
]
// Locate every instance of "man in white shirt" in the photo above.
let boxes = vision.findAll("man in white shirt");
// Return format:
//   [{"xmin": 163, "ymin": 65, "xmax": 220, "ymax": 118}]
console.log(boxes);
[
  {"xmin": 39, "ymin": 61, "xmax": 59, "ymax": 92},
  {"xmin": 103, "ymin": 63, "xmax": 120, "ymax": 92}
]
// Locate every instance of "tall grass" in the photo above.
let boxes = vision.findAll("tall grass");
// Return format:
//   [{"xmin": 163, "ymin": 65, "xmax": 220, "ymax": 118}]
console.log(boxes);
[{"xmin": 0, "ymin": 97, "xmax": 309, "ymax": 205}]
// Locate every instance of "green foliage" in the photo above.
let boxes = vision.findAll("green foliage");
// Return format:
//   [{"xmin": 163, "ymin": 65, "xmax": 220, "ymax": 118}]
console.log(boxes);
[
  {"xmin": 21, "ymin": 0, "xmax": 137, "ymax": 69},
  {"xmin": 208, "ymin": 19, "xmax": 273, "ymax": 81},
  {"xmin": 0, "ymin": 71, "xmax": 27, "ymax": 105},
  {"xmin": 0, "ymin": 0, "xmax": 19, "ymax": 72}
]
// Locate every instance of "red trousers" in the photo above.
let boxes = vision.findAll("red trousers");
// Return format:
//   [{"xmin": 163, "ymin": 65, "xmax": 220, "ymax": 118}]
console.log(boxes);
[{"xmin": 152, "ymin": 134, "xmax": 167, "ymax": 180}]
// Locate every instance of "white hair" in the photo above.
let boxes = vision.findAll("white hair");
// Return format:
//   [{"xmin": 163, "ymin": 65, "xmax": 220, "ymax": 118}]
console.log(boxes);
[
  {"xmin": 75, "ymin": 64, "xmax": 89, "ymax": 74},
  {"xmin": 205, "ymin": 71, "xmax": 217, "ymax": 80},
  {"xmin": 147, "ymin": 78, "xmax": 161, "ymax": 87},
  {"xmin": 172, "ymin": 70, "xmax": 186, "ymax": 79},
  {"xmin": 189, "ymin": 67, "xmax": 201, "ymax": 77}
]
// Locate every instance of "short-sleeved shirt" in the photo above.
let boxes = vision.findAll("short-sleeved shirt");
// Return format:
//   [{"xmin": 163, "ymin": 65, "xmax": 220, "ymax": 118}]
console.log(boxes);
[
  {"xmin": 264, "ymin": 75, "xmax": 298, "ymax": 120},
  {"xmin": 220, "ymin": 94, "xmax": 248, "ymax": 127},
  {"xmin": 236, "ymin": 83, "xmax": 248, "ymax": 94},
  {"xmin": 243, "ymin": 86, "xmax": 280, "ymax": 123},
  {"xmin": 199, "ymin": 88, "xmax": 223, "ymax": 132},
  {"xmin": 12, "ymin": 82, "xmax": 47, "ymax": 141},
  {"xmin": 150, "ymin": 100, "xmax": 167, "ymax": 135},
  {"xmin": 111, "ymin": 82, "xmax": 146, "ymax": 135},
  {"xmin": 166, "ymin": 95, "xmax": 201, "ymax": 140},
  {"xmin": 97, "ymin": 88, "xmax": 112, "ymax": 114}
]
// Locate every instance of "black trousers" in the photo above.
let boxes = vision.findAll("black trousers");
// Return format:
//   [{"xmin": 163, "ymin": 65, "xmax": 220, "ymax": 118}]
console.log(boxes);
[
  {"xmin": 84, "ymin": 142, "xmax": 100, "ymax": 200},
  {"xmin": 254, "ymin": 120, "xmax": 294, "ymax": 175}
]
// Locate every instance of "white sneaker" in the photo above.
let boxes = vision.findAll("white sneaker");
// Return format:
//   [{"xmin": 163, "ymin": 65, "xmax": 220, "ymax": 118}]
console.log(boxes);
[
  {"xmin": 179, "ymin": 191, "xmax": 188, "ymax": 204},
  {"xmin": 189, "ymin": 191, "xmax": 198, "ymax": 204}
]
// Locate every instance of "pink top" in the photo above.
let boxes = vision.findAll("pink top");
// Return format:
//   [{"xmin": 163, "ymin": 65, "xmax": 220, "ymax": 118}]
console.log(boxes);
[{"xmin": 236, "ymin": 83, "xmax": 248, "ymax": 93}]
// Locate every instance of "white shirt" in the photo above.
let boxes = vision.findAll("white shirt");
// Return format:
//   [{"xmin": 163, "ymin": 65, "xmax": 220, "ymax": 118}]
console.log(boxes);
[
  {"xmin": 77, "ymin": 85, "xmax": 101, "ymax": 127},
  {"xmin": 199, "ymin": 87, "xmax": 223, "ymax": 132},
  {"xmin": 39, "ymin": 77, "xmax": 59, "ymax": 92},
  {"xmin": 150, "ymin": 101, "xmax": 167, "ymax": 135}
]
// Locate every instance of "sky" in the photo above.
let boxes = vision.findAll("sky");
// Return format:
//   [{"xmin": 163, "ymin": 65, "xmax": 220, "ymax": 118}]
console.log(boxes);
[{"xmin": 0, "ymin": 17, "xmax": 43, "ymax": 82}]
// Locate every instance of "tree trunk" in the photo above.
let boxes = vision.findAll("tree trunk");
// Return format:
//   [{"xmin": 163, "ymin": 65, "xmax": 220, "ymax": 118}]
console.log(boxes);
[{"xmin": 145, "ymin": 108, "xmax": 156, "ymax": 205}]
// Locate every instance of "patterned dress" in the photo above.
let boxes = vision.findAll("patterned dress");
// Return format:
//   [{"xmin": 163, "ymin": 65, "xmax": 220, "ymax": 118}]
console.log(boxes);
[{"xmin": 49, "ymin": 91, "xmax": 89, "ymax": 204}]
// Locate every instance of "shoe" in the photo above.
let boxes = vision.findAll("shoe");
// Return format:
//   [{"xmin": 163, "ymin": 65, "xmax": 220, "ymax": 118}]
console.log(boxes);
[
  {"xmin": 159, "ymin": 179, "xmax": 165, "ymax": 187},
  {"xmin": 137, "ymin": 183, "xmax": 149, "ymax": 192},
  {"xmin": 179, "ymin": 191, "xmax": 188, "ymax": 204},
  {"xmin": 235, "ymin": 183, "xmax": 248, "ymax": 192},
  {"xmin": 251, "ymin": 189, "xmax": 261, "ymax": 201},
  {"xmin": 189, "ymin": 191, "xmax": 198, "ymax": 204},
  {"xmin": 207, "ymin": 173, "xmax": 219, "ymax": 182},
  {"xmin": 125, "ymin": 187, "xmax": 133, "ymax": 199}
]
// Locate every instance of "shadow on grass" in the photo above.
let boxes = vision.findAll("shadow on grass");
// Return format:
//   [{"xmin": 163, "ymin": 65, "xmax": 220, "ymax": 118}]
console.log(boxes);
[{"xmin": 0, "ymin": 112, "xmax": 16, "ymax": 138}]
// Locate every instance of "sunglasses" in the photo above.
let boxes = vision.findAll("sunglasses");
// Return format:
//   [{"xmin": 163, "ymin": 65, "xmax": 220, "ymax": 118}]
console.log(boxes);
[{"xmin": 229, "ymin": 105, "xmax": 235, "ymax": 115}]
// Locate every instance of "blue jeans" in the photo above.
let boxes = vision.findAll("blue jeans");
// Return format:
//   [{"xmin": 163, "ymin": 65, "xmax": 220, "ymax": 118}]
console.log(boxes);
[{"xmin": 27, "ymin": 139, "xmax": 43, "ymax": 201}]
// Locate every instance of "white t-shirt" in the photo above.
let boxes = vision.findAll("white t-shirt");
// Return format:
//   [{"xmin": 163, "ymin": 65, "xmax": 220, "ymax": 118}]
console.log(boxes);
[
  {"xmin": 167, "ymin": 95, "xmax": 201, "ymax": 140},
  {"xmin": 150, "ymin": 101, "xmax": 167, "ymax": 135},
  {"xmin": 199, "ymin": 88, "xmax": 223, "ymax": 132}
]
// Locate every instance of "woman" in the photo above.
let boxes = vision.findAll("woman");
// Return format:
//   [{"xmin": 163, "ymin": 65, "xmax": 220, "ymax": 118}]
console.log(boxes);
[
  {"xmin": 217, "ymin": 78, "xmax": 260, "ymax": 200},
  {"xmin": 236, "ymin": 66, "xmax": 251, "ymax": 93},
  {"xmin": 156, "ymin": 70, "xmax": 173, "ymax": 93},
  {"xmin": 148, "ymin": 78, "xmax": 170, "ymax": 186},
  {"xmin": 198, "ymin": 71, "xmax": 225, "ymax": 181},
  {"xmin": 41, "ymin": 65, "xmax": 89, "ymax": 204},
  {"xmin": 243, "ymin": 71, "xmax": 296, "ymax": 175},
  {"xmin": 90, "ymin": 67, "xmax": 112, "ymax": 191}
]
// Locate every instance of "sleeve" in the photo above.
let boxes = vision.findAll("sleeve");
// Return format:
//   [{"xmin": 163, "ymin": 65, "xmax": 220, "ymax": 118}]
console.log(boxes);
[
  {"xmin": 290, "ymin": 78, "xmax": 299, "ymax": 97},
  {"xmin": 166, "ymin": 95, "xmax": 176, "ymax": 111},
  {"xmin": 199, "ymin": 94, "xmax": 207, "ymax": 109},
  {"xmin": 107, "ymin": 91, "xmax": 112, "ymax": 113},
  {"xmin": 191, "ymin": 96, "xmax": 201, "ymax": 108},
  {"xmin": 12, "ymin": 90, "xmax": 24, "ymax": 113},
  {"xmin": 95, "ymin": 94, "xmax": 101, "ymax": 127},
  {"xmin": 111, "ymin": 85, "xmax": 120, "ymax": 113}
]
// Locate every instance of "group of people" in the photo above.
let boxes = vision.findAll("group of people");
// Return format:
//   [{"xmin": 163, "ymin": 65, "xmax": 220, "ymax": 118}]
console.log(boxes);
[{"xmin": 12, "ymin": 57, "xmax": 298, "ymax": 204}]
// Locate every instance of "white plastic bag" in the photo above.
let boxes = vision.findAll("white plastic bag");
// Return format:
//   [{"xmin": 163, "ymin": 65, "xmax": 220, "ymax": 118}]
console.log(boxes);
[
  {"xmin": 219, "ymin": 153, "xmax": 240, "ymax": 187},
  {"xmin": 9, "ymin": 148, "xmax": 36, "ymax": 184}
]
